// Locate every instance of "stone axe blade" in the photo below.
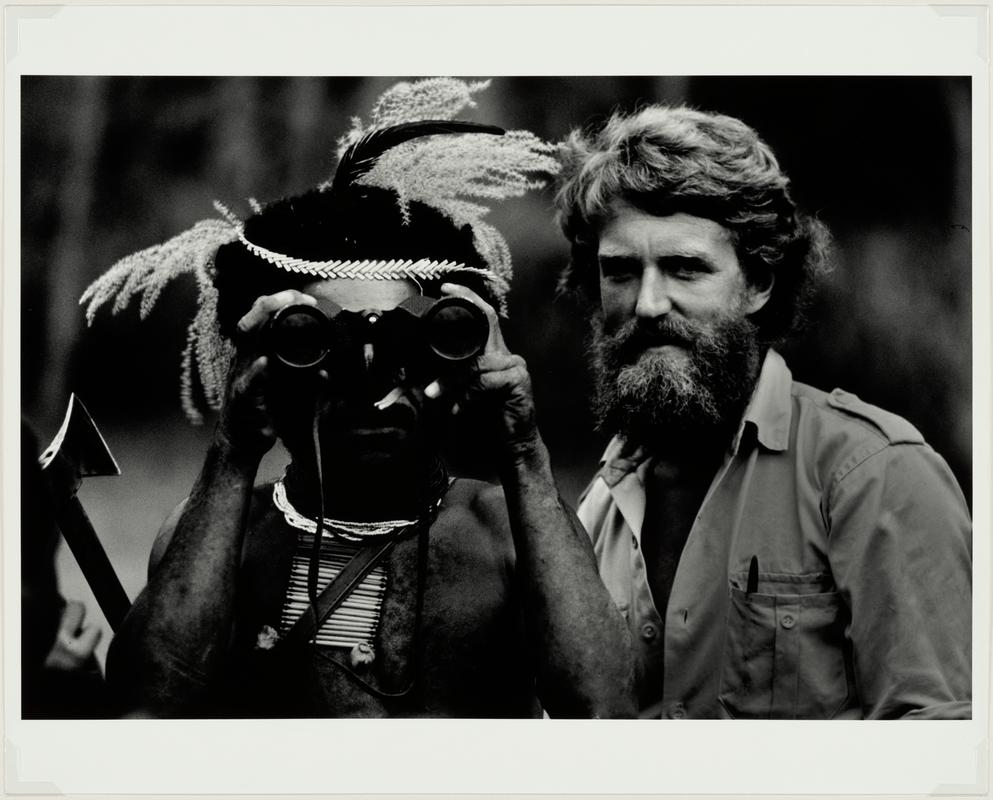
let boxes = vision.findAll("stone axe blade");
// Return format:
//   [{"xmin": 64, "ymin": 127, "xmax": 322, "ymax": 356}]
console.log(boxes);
[{"xmin": 39, "ymin": 393, "xmax": 131, "ymax": 632}]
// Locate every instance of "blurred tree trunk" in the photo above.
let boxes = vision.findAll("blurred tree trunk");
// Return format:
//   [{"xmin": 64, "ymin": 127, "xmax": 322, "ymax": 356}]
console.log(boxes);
[
  {"xmin": 40, "ymin": 77, "xmax": 108, "ymax": 427},
  {"xmin": 286, "ymin": 78, "xmax": 328, "ymax": 190},
  {"xmin": 212, "ymin": 78, "xmax": 263, "ymax": 203}
]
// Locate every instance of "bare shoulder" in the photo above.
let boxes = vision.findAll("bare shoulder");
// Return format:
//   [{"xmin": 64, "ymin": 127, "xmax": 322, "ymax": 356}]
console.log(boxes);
[{"xmin": 147, "ymin": 483, "xmax": 276, "ymax": 577}]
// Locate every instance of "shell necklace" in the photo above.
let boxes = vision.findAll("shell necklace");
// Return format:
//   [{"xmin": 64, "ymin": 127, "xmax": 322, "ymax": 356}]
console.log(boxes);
[{"xmin": 273, "ymin": 478, "xmax": 418, "ymax": 543}]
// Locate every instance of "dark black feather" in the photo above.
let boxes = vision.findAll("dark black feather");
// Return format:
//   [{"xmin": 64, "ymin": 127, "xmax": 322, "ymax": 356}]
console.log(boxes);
[{"xmin": 329, "ymin": 120, "xmax": 504, "ymax": 196}]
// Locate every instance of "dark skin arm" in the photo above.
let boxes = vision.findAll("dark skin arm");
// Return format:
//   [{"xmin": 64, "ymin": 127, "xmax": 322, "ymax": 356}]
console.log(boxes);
[
  {"xmin": 105, "ymin": 289, "xmax": 317, "ymax": 716},
  {"xmin": 436, "ymin": 284, "xmax": 636, "ymax": 718}
]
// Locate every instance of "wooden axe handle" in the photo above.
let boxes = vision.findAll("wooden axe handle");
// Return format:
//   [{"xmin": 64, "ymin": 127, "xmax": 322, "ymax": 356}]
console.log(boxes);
[{"xmin": 55, "ymin": 496, "xmax": 132, "ymax": 632}]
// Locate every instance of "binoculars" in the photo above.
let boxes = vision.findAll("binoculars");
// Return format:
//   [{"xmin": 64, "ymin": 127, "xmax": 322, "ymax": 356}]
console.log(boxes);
[{"xmin": 263, "ymin": 295, "xmax": 488, "ymax": 377}]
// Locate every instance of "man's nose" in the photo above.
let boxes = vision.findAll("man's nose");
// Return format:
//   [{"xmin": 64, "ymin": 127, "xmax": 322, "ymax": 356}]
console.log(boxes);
[{"xmin": 634, "ymin": 267, "xmax": 673, "ymax": 319}]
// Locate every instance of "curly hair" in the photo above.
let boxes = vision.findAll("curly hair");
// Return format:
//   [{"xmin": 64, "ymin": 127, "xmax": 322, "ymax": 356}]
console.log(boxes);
[
  {"xmin": 555, "ymin": 105, "xmax": 831, "ymax": 343},
  {"xmin": 214, "ymin": 185, "xmax": 495, "ymax": 339}
]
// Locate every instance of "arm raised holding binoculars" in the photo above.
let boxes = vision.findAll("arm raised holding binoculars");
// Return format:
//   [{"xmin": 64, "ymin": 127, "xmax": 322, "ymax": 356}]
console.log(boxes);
[
  {"xmin": 106, "ymin": 289, "xmax": 319, "ymax": 716},
  {"xmin": 429, "ymin": 283, "xmax": 636, "ymax": 718}
]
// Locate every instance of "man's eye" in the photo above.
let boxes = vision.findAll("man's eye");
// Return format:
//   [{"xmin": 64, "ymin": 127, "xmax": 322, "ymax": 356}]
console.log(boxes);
[
  {"xmin": 599, "ymin": 259, "xmax": 639, "ymax": 282},
  {"xmin": 667, "ymin": 257, "xmax": 709, "ymax": 277}
]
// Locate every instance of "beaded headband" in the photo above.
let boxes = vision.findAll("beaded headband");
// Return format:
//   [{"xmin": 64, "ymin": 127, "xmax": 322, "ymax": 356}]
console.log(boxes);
[{"xmin": 80, "ymin": 78, "xmax": 559, "ymax": 423}]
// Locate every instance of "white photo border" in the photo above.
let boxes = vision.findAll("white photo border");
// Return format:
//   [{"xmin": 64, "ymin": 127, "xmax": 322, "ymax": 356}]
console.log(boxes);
[{"xmin": 3, "ymin": 4, "xmax": 990, "ymax": 797}]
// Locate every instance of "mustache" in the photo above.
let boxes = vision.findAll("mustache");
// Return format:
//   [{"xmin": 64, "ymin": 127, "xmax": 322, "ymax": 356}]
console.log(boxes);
[{"xmin": 597, "ymin": 316, "xmax": 703, "ymax": 365}]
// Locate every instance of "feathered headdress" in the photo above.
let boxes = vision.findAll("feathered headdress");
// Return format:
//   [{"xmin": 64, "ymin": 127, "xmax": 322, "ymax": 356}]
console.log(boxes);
[{"xmin": 80, "ymin": 78, "xmax": 560, "ymax": 423}]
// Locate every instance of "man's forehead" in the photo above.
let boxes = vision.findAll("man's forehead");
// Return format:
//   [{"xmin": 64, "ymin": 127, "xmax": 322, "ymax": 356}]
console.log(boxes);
[
  {"xmin": 303, "ymin": 277, "xmax": 420, "ymax": 311},
  {"xmin": 598, "ymin": 204, "xmax": 736, "ymax": 260}
]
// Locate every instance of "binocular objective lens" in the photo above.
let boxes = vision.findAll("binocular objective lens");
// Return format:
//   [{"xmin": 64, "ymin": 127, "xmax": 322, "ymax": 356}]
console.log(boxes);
[
  {"xmin": 426, "ymin": 302, "xmax": 486, "ymax": 361},
  {"xmin": 270, "ymin": 308, "xmax": 329, "ymax": 368}
]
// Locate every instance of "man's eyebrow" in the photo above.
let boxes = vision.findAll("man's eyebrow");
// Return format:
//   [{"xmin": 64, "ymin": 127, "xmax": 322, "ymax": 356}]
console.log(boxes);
[
  {"xmin": 597, "ymin": 252, "xmax": 640, "ymax": 263},
  {"xmin": 660, "ymin": 253, "xmax": 716, "ymax": 269},
  {"xmin": 597, "ymin": 254, "xmax": 641, "ymax": 271}
]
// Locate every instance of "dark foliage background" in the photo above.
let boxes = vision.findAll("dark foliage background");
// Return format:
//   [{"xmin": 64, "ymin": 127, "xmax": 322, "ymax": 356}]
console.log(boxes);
[{"xmin": 20, "ymin": 76, "xmax": 971, "ymax": 662}]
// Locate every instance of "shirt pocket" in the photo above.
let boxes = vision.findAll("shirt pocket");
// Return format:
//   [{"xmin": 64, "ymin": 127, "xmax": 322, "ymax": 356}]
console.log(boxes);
[{"xmin": 717, "ymin": 578, "xmax": 853, "ymax": 719}]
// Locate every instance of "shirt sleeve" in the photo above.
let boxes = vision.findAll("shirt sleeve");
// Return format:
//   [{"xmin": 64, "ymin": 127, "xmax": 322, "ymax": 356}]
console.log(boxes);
[{"xmin": 825, "ymin": 442, "xmax": 972, "ymax": 719}]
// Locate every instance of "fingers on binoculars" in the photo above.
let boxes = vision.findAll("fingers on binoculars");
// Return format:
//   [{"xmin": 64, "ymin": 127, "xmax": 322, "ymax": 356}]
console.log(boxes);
[
  {"xmin": 424, "ymin": 380, "xmax": 444, "ymax": 400},
  {"xmin": 477, "ymin": 352, "xmax": 522, "ymax": 375},
  {"xmin": 231, "ymin": 356, "xmax": 270, "ymax": 397},
  {"xmin": 475, "ymin": 359, "xmax": 530, "ymax": 395},
  {"xmin": 237, "ymin": 290, "xmax": 318, "ymax": 334},
  {"xmin": 424, "ymin": 376, "xmax": 464, "ymax": 401},
  {"xmin": 424, "ymin": 353, "xmax": 527, "ymax": 409}
]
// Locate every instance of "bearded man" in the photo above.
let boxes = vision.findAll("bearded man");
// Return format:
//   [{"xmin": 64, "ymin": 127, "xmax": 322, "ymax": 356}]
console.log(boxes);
[
  {"xmin": 555, "ymin": 105, "xmax": 972, "ymax": 719},
  {"xmin": 87, "ymin": 79, "xmax": 634, "ymax": 718}
]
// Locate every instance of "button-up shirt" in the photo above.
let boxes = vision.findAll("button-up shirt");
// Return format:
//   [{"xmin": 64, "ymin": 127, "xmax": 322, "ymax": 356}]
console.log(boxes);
[{"xmin": 578, "ymin": 350, "xmax": 971, "ymax": 719}]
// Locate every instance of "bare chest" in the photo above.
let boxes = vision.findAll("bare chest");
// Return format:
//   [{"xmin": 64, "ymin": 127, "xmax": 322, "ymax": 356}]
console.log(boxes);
[{"xmin": 231, "ymin": 501, "xmax": 534, "ymax": 717}]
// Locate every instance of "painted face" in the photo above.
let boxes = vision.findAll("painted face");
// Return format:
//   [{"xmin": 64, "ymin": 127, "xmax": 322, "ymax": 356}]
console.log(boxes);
[{"xmin": 590, "ymin": 203, "xmax": 772, "ymax": 435}]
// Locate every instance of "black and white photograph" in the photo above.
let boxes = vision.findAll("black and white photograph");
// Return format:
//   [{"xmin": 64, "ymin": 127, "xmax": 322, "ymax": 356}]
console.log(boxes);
[{"xmin": 4, "ymin": 4, "xmax": 990, "ymax": 797}]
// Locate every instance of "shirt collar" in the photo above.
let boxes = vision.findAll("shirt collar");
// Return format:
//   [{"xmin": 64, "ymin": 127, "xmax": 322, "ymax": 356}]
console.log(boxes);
[
  {"xmin": 738, "ymin": 348, "xmax": 792, "ymax": 453},
  {"xmin": 595, "ymin": 349, "xmax": 793, "ymax": 485},
  {"xmin": 596, "ymin": 436, "xmax": 650, "ymax": 488}
]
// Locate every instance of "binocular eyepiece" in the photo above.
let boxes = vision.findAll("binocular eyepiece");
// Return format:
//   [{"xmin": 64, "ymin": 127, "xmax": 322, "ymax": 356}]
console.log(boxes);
[{"xmin": 263, "ymin": 294, "xmax": 488, "ymax": 372}]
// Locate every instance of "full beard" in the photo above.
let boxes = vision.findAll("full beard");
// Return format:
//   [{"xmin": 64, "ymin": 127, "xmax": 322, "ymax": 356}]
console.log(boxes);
[{"xmin": 588, "ymin": 309, "xmax": 764, "ymax": 448}]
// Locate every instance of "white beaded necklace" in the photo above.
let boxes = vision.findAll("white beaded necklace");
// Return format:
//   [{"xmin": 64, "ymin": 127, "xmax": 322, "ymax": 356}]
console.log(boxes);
[{"xmin": 273, "ymin": 478, "xmax": 418, "ymax": 542}]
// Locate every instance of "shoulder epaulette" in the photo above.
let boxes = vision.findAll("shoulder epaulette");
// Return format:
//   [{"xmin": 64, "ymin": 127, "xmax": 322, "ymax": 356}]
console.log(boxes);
[{"xmin": 826, "ymin": 389, "xmax": 925, "ymax": 445}]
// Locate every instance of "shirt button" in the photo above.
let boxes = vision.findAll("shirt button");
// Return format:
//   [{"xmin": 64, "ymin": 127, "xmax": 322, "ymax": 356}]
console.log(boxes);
[
  {"xmin": 781, "ymin": 613, "xmax": 796, "ymax": 629},
  {"xmin": 640, "ymin": 622, "xmax": 658, "ymax": 641},
  {"xmin": 671, "ymin": 703, "xmax": 686, "ymax": 719}
]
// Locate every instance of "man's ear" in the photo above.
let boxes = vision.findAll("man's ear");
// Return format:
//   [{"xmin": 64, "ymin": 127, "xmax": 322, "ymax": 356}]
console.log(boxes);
[{"xmin": 744, "ymin": 272, "xmax": 774, "ymax": 315}]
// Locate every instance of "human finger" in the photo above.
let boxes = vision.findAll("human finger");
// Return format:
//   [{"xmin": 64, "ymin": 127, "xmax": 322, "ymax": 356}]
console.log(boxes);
[
  {"xmin": 439, "ymin": 282, "xmax": 506, "ymax": 354},
  {"xmin": 236, "ymin": 290, "xmax": 318, "ymax": 335},
  {"xmin": 219, "ymin": 354, "xmax": 278, "ymax": 455},
  {"xmin": 424, "ymin": 370, "xmax": 469, "ymax": 401},
  {"xmin": 474, "ymin": 362, "xmax": 531, "ymax": 393},
  {"xmin": 60, "ymin": 601, "xmax": 86, "ymax": 636},
  {"xmin": 475, "ymin": 351, "xmax": 520, "ymax": 375},
  {"xmin": 231, "ymin": 355, "xmax": 269, "ymax": 396},
  {"xmin": 71, "ymin": 624, "xmax": 103, "ymax": 658}
]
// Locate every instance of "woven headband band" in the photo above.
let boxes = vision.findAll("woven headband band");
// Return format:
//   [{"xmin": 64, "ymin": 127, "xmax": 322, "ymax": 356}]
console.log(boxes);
[{"xmin": 236, "ymin": 227, "xmax": 500, "ymax": 284}]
